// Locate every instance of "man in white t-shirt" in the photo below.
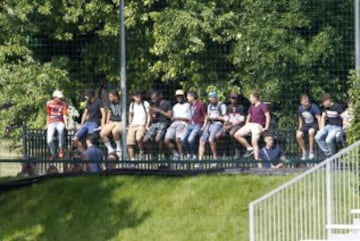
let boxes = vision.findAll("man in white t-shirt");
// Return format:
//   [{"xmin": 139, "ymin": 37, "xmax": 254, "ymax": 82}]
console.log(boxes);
[
  {"xmin": 164, "ymin": 90, "xmax": 191, "ymax": 160},
  {"xmin": 127, "ymin": 91, "xmax": 150, "ymax": 160}
]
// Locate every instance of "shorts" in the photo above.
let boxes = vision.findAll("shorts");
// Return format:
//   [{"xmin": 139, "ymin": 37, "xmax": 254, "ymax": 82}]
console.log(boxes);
[
  {"xmin": 165, "ymin": 121, "xmax": 188, "ymax": 140},
  {"xmin": 201, "ymin": 123, "xmax": 223, "ymax": 143},
  {"xmin": 299, "ymin": 123, "xmax": 318, "ymax": 134},
  {"xmin": 101, "ymin": 121, "xmax": 121, "ymax": 136},
  {"xmin": 127, "ymin": 125, "xmax": 146, "ymax": 145},
  {"xmin": 236, "ymin": 123, "xmax": 262, "ymax": 141},
  {"xmin": 144, "ymin": 122, "xmax": 168, "ymax": 142},
  {"xmin": 75, "ymin": 121, "xmax": 98, "ymax": 139}
]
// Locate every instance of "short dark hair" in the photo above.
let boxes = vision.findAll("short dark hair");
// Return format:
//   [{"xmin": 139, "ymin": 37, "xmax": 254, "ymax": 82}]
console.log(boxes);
[
  {"xmin": 187, "ymin": 90, "xmax": 198, "ymax": 99},
  {"xmin": 85, "ymin": 89, "xmax": 95, "ymax": 98},
  {"xmin": 86, "ymin": 133, "xmax": 99, "ymax": 145},
  {"xmin": 320, "ymin": 93, "xmax": 332, "ymax": 102},
  {"xmin": 151, "ymin": 90, "xmax": 162, "ymax": 97},
  {"xmin": 250, "ymin": 91, "xmax": 260, "ymax": 100},
  {"xmin": 109, "ymin": 89, "xmax": 120, "ymax": 97},
  {"xmin": 300, "ymin": 94, "xmax": 309, "ymax": 101},
  {"xmin": 263, "ymin": 131, "xmax": 274, "ymax": 138}
]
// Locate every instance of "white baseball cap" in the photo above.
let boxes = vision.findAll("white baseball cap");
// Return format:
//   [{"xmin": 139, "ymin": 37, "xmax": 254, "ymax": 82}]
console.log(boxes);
[{"xmin": 53, "ymin": 90, "xmax": 64, "ymax": 99}]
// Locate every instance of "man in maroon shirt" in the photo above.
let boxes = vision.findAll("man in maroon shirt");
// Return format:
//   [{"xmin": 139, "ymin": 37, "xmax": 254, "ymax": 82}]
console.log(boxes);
[
  {"xmin": 181, "ymin": 90, "xmax": 207, "ymax": 159},
  {"xmin": 234, "ymin": 91, "xmax": 270, "ymax": 163}
]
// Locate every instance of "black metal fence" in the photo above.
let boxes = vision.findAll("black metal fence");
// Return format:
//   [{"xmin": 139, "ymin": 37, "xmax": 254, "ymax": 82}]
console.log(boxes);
[{"xmin": 14, "ymin": 126, "xmax": 329, "ymax": 175}]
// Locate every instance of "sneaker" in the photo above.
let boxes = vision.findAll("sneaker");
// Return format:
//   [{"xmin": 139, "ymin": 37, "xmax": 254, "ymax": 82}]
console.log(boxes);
[
  {"xmin": 173, "ymin": 153, "xmax": 180, "ymax": 161},
  {"xmin": 309, "ymin": 153, "xmax": 315, "ymax": 160},
  {"xmin": 301, "ymin": 154, "xmax": 307, "ymax": 161},
  {"xmin": 58, "ymin": 149, "xmax": 64, "ymax": 159},
  {"xmin": 243, "ymin": 149, "xmax": 254, "ymax": 158},
  {"xmin": 194, "ymin": 164, "xmax": 202, "ymax": 169},
  {"xmin": 192, "ymin": 155, "xmax": 197, "ymax": 160},
  {"xmin": 139, "ymin": 152, "xmax": 146, "ymax": 160}
]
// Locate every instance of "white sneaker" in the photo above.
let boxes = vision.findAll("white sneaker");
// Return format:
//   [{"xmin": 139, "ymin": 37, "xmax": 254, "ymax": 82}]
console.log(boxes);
[
  {"xmin": 309, "ymin": 153, "xmax": 315, "ymax": 160},
  {"xmin": 194, "ymin": 164, "xmax": 202, "ymax": 169},
  {"xmin": 301, "ymin": 154, "xmax": 307, "ymax": 160},
  {"xmin": 192, "ymin": 155, "xmax": 197, "ymax": 160}
]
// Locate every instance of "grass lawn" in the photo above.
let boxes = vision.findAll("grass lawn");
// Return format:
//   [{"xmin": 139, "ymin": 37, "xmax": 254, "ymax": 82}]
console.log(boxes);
[{"xmin": 0, "ymin": 174, "xmax": 293, "ymax": 241}]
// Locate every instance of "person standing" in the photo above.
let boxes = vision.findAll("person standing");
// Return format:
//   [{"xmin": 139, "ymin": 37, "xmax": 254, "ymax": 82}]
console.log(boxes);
[
  {"xmin": 234, "ymin": 91, "xmax": 270, "ymax": 162},
  {"xmin": 127, "ymin": 91, "xmax": 150, "ymax": 161},
  {"xmin": 315, "ymin": 93, "xmax": 343, "ymax": 157},
  {"xmin": 198, "ymin": 91, "xmax": 227, "ymax": 164},
  {"xmin": 46, "ymin": 90, "xmax": 69, "ymax": 159},
  {"xmin": 74, "ymin": 89, "xmax": 106, "ymax": 151},
  {"xmin": 296, "ymin": 94, "xmax": 321, "ymax": 160},
  {"xmin": 100, "ymin": 90, "xmax": 122, "ymax": 157},
  {"xmin": 164, "ymin": 90, "xmax": 191, "ymax": 160},
  {"xmin": 182, "ymin": 90, "xmax": 207, "ymax": 160}
]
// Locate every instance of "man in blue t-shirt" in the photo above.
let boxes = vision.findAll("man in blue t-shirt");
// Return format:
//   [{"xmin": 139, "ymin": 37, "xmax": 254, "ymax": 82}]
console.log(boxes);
[
  {"xmin": 83, "ymin": 134, "xmax": 103, "ymax": 173},
  {"xmin": 296, "ymin": 94, "xmax": 321, "ymax": 160},
  {"xmin": 259, "ymin": 132, "xmax": 285, "ymax": 169}
]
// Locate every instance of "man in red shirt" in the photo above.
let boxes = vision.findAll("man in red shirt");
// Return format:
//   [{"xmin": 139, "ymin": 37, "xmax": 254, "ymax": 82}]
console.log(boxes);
[
  {"xmin": 234, "ymin": 91, "xmax": 270, "ymax": 163},
  {"xmin": 46, "ymin": 90, "xmax": 69, "ymax": 159}
]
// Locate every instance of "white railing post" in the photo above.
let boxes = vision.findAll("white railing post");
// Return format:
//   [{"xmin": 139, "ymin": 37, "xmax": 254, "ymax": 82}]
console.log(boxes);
[
  {"xmin": 326, "ymin": 159, "xmax": 333, "ymax": 237},
  {"xmin": 249, "ymin": 203, "xmax": 255, "ymax": 241}
]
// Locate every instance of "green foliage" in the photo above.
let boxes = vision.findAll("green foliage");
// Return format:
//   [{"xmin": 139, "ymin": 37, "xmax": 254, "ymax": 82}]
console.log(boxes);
[
  {"xmin": 346, "ymin": 70, "xmax": 360, "ymax": 144},
  {"xmin": 0, "ymin": 60, "xmax": 73, "ymax": 132},
  {"xmin": 0, "ymin": 0, "xmax": 354, "ymax": 137}
]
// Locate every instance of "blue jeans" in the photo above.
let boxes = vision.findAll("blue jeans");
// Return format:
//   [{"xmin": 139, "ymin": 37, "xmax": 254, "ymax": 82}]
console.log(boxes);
[
  {"xmin": 182, "ymin": 124, "xmax": 201, "ymax": 155},
  {"xmin": 75, "ymin": 121, "xmax": 98, "ymax": 139},
  {"xmin": 47, "ymin": 122, "xmax": 66, "ymax": 157},
  {"xmin": 315, "ymin": 125, "xmax": 343, "ymax": 156}
]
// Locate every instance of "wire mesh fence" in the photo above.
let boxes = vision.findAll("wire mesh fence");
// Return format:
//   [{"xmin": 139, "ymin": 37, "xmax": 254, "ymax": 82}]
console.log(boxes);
[{"xmin": 0, "ymin": 0, "xmax": 357, "ymax": 177}]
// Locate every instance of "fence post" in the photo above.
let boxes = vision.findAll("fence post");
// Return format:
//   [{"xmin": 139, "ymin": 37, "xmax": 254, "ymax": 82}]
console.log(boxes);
[
  {"xmin": 326, "ymin": 159, "xmax": 333, "ymax": 237},
  {"xmin": 249, "ymin": 203, "xmax": 255, "ymax": 241},
  {"xmin": 22, "ymin": 125, "xmax": 27, "ymax": 158}
]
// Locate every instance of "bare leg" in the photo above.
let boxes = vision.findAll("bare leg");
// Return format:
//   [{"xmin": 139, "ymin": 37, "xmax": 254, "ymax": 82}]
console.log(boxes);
[
  {"xmin": 198, "ymin": 140, "xmax": 206, "ymax": 160},
  {"xmin": 176, "ymin": 139, "xmax": 184, "ymax": 157},
  {"xmin": 234, "ymin": 134, "xmax": 252, "ymax": 149},
  {"xmin": 209, "ymin": 140, "xmax": 217, "ymax": 159},
  {"xmin": 308, "ymin": 129, "xmax": 316, "ymax": 154},
  {"xmin": 296, "ymin": 131, "xmax": 306, "ymax": 155}
]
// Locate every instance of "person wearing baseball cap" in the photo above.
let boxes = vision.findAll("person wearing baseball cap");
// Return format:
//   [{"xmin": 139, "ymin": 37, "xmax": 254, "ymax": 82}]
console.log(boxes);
[
  {"xmin": 164, "ymin": 89, "xmax": 191, "ymax": 160},
  {"xmin": 46, "ymin": 90, "xmax": 69, "ymax": 159}
]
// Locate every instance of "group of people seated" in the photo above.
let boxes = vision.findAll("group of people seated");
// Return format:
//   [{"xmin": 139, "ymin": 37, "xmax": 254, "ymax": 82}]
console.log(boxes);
[{"xmin": 44, "ymin": 88, "xmax": 352, "ymax": 170}]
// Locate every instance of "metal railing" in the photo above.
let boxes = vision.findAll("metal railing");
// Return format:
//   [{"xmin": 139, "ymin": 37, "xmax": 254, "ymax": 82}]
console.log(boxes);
[{"xmin": 249, "ymin": 140, "xmax": 360, "ymax": 241}]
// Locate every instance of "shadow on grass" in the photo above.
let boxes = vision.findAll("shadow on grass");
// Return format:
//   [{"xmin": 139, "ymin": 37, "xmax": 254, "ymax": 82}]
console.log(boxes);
[{"xmin": 0, "ymin": 176, "xmax": 151, "ymax": 241}]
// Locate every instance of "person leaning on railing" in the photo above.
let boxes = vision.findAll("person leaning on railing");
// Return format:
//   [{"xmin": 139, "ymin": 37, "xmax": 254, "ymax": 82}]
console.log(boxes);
[{"xmin": 45, "ymin": 90, "xmax": 69, "ymax": 160}]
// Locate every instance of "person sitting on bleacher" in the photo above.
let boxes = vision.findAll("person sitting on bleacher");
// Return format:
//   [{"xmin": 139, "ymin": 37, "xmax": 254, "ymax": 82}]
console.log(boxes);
[
  {"xmin": 198, "ymin": 91, "xmax": 227, "ymax": 165},
  {"xmin": 223, "ymin": 92, "xmax": 246, "ymax": 159},
  {"xmin": 100, "ymin": 89, "xmax": 123, "ymax": 157},
  {"xmin": 296, "ymin": 94, "xmax": 321, "ymax": 160},
  {"xmin": 315, "ymin": 93, "xmax": 343, "ymax": 158},
  {"xmin": 46, "ymin": 90, "xmax": 69, "ymax": 159},
  {"xmin": 182, "ymin": 90, "xmax": 207, "ymax": 160},
  {"xmin": 143, "ymin": 90, "xmax": 172, "ymax": 158},
  {"xmin": 234, "ymin": 91, "xmax": 271, "ymax": 161},
  {"xmin": 74, "ymin": 89, "xmax": 106, "ymax": 152},
  {"xmin": 164, "ymin": 89, "xmax": 191, "ymax": 160},
  {"xmin": 127, "ymin": 91, "xmax": 150, "ymax": 161},
  {"xmin": 259, "ymin": 132, "xmax": 285, "ymax": 169},
  {"xmin": 337, "ymin": 98, "xmax": 353, "ymax": 147}
]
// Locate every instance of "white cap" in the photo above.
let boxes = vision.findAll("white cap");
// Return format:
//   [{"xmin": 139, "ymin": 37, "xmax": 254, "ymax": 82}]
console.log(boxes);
[{"xmin": 53, "ymin": 90, "xmax": 64, "ymax": 99}]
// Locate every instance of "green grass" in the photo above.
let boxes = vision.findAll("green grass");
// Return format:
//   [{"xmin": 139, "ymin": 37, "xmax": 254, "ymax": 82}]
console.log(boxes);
[{"xmin": 0, "ymin": 174, "xmax": 293, "ymax": 241}]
